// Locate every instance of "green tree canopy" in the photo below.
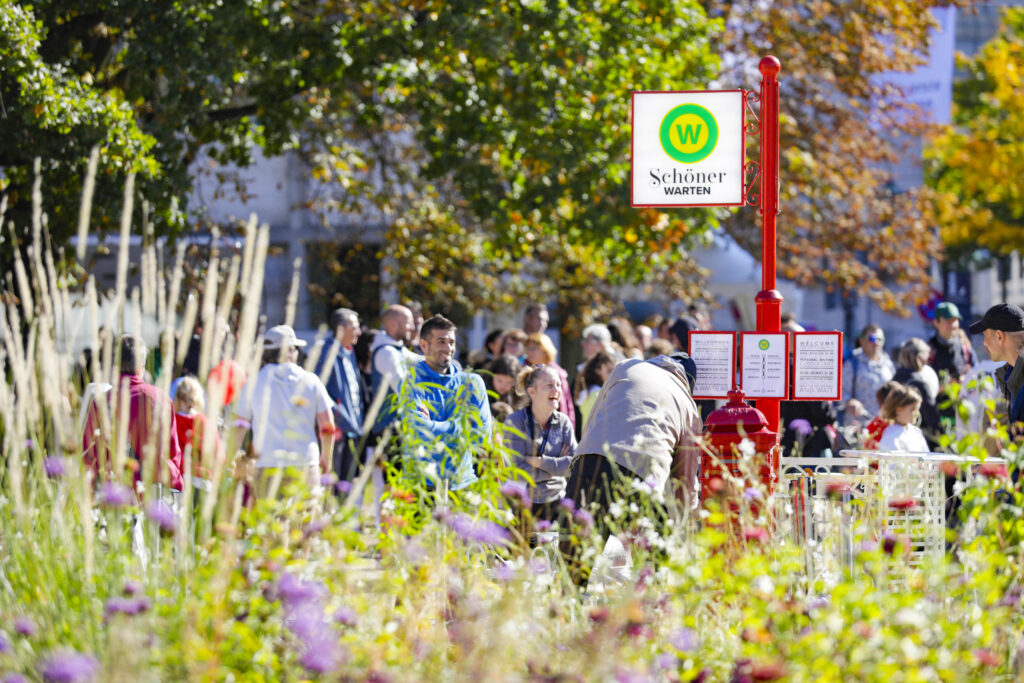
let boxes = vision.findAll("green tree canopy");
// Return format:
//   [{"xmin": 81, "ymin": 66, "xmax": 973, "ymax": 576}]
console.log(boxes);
[{"xmin": 925, "ymin": 6, "xmax": 1024, "ymax": 262}]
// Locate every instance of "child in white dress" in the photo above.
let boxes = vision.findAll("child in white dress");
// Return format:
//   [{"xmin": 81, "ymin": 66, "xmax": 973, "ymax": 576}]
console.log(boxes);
[{"xmin": 877, "ymin": 383, "xmax": 929, "ymax": 453}]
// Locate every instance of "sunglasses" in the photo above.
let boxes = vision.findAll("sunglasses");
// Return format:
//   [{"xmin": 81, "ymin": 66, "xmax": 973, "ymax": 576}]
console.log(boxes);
[{"xmin": 867, "ymin": 334, "xmax": 884, "ymax": 344}]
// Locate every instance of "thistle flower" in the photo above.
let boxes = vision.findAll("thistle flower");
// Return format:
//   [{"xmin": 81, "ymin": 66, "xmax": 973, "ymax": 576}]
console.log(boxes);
[
  {"xmin": 299, "ymin": 637, "xmax": 344, "ymax": 676},
  {"xmin": 535, "ymin": 520, "xmax": 553, "ymax": 532},
  {"xmin": 122, "ymin": 580, "xmax": 143, "ymax": 597},
  {"xmin": 788, "ymin": 419, "xmax": 813, "ymax": 436},
  {"xmin": 669, "ymin": 627, "xmax": 697, "ymax": 652},
  {"xmin": 104, "ymin": 596, "xmax": 152, "ymax": 618},
  {"xmin": 573, "ymin": 509, "xmax": 594, "ymax": 530},
  {"xmin": 38, "ymin": 649, "xmax": 100, "ymax": 683},
  {"xmin": 13, "ymin": 616, "xmax": 36, "ymax": 638},
  {"xmin": 500, "ymin": 481, "xmax": 530, "ymax": 506},
  {"xmin": 558, "ymin": 498, "xmax": 575, "ymax": 513},
  {"xmin": 145, "ymin": 500, "xmax": 177, "ymax": 533},
  {"xmin": 320, "ymin": 473, "xmax": 336, "ymax": 488},
  {"xmin": 334, "ymin": 606, "xmax": 358, "ymax": 628},
  {"xmin": 44, "ymin": 456, "xmax": 66, "ymax": 478},
  {"xmin": 444, "ymin": 514, "xmax": 511, "ymax": 546},
  {"xmin": 336, "ymin": 480, "xmax": 353, "ymax": 496},
  {"xmin": 276, "ymin": 574, "xmax": 327, "ymax": 607},
  {"xmin": 743, "ymin": 487, "xmax": 763, "ymax": 501},
  {"xmin": 98, "ymin": 482, "xmax": 132, "ymax": 507}
]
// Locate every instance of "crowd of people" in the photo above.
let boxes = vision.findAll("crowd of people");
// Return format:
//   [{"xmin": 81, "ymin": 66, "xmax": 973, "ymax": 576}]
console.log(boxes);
[{"xmin": 76, "ymin": 298, "xmax": 1024, "ymax": 545}]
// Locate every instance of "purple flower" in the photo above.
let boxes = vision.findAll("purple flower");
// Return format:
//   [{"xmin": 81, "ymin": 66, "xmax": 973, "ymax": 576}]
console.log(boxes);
[
  {"xmin": 2, "ymin": 673, "xmax": 29, "ymax": 683},
  {"xmin": 145, "ymin": 500, "xmax": 177, "ymax": 533},
  {"xmin": 444, "ymin": 514, "xmax": 511, "ymax": 546},
  {"xmin": 0, "ymin": 630, "xmax": 10, "ymax": 654},
  {"xmin": 276, "ymin": 574, "xmax": 327, "ymax": 607},
  {"xmin": 743, "ymin": 487, "xmax": 763, "ymax": 501},
  {"xmin": 38, "ymin": 649, "xmax": 100, "ymax": 683},
  {"xmin": 614, "ymin": 668, "xmax": 647, "ymax": 683},
  {"xmin": 881, "ymin": 533, "xmax": 904, "ymax": 556},
  {"xmin": 104, "ymin": 596, "xmax": 152, "ymax": 618},
  {"xmin": 334, "ymin": 606, "xmax": 358, "ymax": 628},
  {"xmin": 573, "ymin": 509, "xmax": 594, "ymax": 529},
  {"xmin": 304, "ymin": 518, "xmax": 330, "ymax": 537},
  {"xmin": 44, "ymin": 457, "xmax": 66, "ymax": 478},
  {"xmin": 13, "ymin": 616, "xmax": 36, "ymax": 638},
  {"xmin": 558, "ymin": 498, "xmax": 575, "ymax": 513},
  {"xmin": 299, "ymin": 637, "xmax": 344, "ymax": 676},
  {"xmin": 97, "ymin": 482, "xmax": 132, "ymax": 507},
  {"xmin": 122, "ymin": 580, "xmax": 143, "ymax": 597},
  {"xmin": 284, "ymin": 602, "xmax": 328, "ymax": 642},
  {"xmin": 807, "ymin": 596, "xmax": 829, "ymax": 611},
  {"xmin": 669, "ymin": 627, "xmax": 697, "ymax": 653},
  {"xmin": 500, "ymin": 481, "xmax": 530, "ymax": 506},
  {"xmin": 789, "ymin": 419, "xmax": 813, "ymax": 436},
  {"xmin": 535, "ymin": 520, "xmax": 552, "ymax": 532},
  {"xmin": 320, "ymin": 473, "xmax": 336, "ymax": 488},
  {"xmin": 655, "ymin": 653, "xmax": 678, "ymax": 671},
  {"xmin": 336, "ymin": 480, "xmax": 353, "ymax": 495},
  {"xmin": 493, "ymin": 563, "xmax": 518, "ymax": 581}
]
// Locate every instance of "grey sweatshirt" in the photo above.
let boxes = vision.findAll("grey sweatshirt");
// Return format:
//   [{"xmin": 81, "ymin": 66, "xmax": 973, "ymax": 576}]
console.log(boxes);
[{"xmin": 505, "ymin": 407, "xmax": 576, "ymax": 504}]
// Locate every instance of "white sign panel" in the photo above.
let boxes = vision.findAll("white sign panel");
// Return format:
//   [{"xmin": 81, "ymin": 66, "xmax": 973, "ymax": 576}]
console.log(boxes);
[
  {"xmin": 688, "ymin": 331, "xmax": 735, "ymax": 399},
  {"xmin": 740, "ymin": 333, "xmax": 788, "ymax": 399},
  {"xmin": 882, "ymin": 7, "xmax": 956, "ymax": 125},
  {"xmin": 792, "ymin": 332, "xmax": 843, "ymax": 401},
  {"xmin": 631, "ymin": 90, "xmax": 745, "ymax": 207}
]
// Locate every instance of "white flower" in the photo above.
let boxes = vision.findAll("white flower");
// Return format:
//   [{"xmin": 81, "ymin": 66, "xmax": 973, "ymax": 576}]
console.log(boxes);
[
  {"xmin": 738, "ymin": 438, "xmax": 756, "ymax": 457},
  {"xmin": 609, "ymin": 502, "xmax": 623, "ymax": 519}
]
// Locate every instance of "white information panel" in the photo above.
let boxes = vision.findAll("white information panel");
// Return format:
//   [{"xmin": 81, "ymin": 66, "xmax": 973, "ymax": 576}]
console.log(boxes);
[
  {"xmin": 631, "ymin": 90, "xmax": 746, "ymax": 207},
  {"xmin": 740, "ymin": 332, "xmax": 788, "ymax": 399},
  {"xmin": 792, "ymin": 331, "xmax": 843, "ymax": 401},
  {"xmin": 688, "ymin": 331, "xmax": 735, "ymax": 400}
]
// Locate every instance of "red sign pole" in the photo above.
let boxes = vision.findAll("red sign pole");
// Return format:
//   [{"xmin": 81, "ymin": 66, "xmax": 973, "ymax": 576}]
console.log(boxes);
[{"xmin": 755, "ymin": 56, "xmax": 783, "ymax": 437}]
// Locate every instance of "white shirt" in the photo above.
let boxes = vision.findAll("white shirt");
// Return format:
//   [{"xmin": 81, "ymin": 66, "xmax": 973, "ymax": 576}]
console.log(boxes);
[
  {"xmin": 237, "ymin": 362, "xmax": 332, "ymax": 468},
  {"xmin": 370, "ymin": 332, "xmax": 422, "ymax": 393},
  {"xmin": 877, "ymin": 423, "xmax": 928, "ymax": 453}
]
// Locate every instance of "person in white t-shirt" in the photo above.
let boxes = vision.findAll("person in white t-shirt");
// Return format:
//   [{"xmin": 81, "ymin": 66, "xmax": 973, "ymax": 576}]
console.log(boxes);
[
  {"xmin": 234, "ymin": 325, "xmax": 335, "ymax": 495},
  {"xmin": 877, "ymin": 383, "xmax": 928, "ymax": 453}
]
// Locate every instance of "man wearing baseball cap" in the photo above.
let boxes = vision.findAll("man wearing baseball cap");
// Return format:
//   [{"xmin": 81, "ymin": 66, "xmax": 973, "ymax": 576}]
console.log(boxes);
[
  {"xmin": 968, "ymin": 303, "xmax": 1024, "ymax": 434},
  {"xmin": 928, "ymin": 302, "xmax": 975, "ymax": 383}
]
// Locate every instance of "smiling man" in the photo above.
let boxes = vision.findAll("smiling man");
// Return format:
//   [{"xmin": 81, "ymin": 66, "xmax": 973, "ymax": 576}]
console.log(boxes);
[
  {"xmin": 968, "ymin": 303, "xmax": 1024, "ymax": 436},
  {"xmin": 401, "ymin": 314, "xmax": 492, "ymax": 490}
]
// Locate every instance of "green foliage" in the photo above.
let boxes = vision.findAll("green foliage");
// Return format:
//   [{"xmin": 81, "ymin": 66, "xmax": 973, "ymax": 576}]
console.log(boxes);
[{"xmin": 925, "ymin": 7, "xmax": 1024, "ymax": 260}]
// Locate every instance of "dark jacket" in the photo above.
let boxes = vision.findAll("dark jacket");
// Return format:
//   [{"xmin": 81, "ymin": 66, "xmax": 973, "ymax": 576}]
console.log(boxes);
[
  {"xmin": 928, "ymin": 333, "xmax": 972, "ymax": 381},
  {"xmin": 995, "ymin": 360, "xmax": 1024, "ymax": 430},
  {"xmin": 314, "ymin": 341, "xmax": 365, "ymax": 438}
]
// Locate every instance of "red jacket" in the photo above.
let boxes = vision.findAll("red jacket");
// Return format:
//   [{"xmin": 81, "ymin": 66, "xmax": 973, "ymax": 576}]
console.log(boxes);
[
  {"xmin": 82, "ymin": 373, "xmax": 183, "ymax": 491},
  {"xmin": 174, "ymin": 411, "xmax": 221, "ymax": 479}
]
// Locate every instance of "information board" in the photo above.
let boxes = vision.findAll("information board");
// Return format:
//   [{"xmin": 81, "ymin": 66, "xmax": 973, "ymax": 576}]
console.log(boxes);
[
  {"xmin": 739, "ymin": 332, "xmax": 788, "ymax": 399},
  {"xmin": 688, "ymin": 331, "xmax": 735, "ymax": 399},
  {"xmin": 791, "ymin": 331, "xmax": 843, "ymax": 401}
]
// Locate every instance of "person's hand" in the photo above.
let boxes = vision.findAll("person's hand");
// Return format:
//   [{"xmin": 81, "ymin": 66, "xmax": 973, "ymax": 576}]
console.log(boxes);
[
  {"xmin": 560, "ymin": 443, "xmax": 572, "ymax": 457},
  {"xmin": 525, "ymin": 456, "xmax": 543, "ymax": 468},
  {"xmin": 417, "ymin": 403, "xmax": 430, "ymax": 418}
]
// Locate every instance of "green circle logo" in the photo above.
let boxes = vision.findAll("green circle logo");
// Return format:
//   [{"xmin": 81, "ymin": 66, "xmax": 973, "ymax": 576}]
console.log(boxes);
[
  {"xmin": 758, "ymin": 339, "xmax": 770, "ymax": 351},
  {"xmin": 659, "ymin": 103, "xmax": 718, "ymax": 164}
]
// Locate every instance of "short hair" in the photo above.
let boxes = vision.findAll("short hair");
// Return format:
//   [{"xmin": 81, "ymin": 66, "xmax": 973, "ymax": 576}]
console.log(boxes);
[
  {"xmin": 880, "ymin": 382, "xmax": 922, "ymax": 420},
  {"xmin": 1008, "ymin": 330, "xmax": 1024, "ymax": 355},
  {"xmin": 330, "ymin": 307, "xmax": 358, "ymax": 330},
  {"xmin": 420, "ymin": 314, "xmax": 456, "ymax": 341},
  {"xmin": 503, "ymin": 328, "xmax": 527, "ymax": 343},
  {"xmin": 484, "ymin": 328, "xmax": 505, "ymax": 350},
  {"xmin": 525, "ymin": 303, "xmax": 548, "ymax": 317},
  {"xmin": 119, "ymin": 335, "xmax": 147, "ymax": 374},
  {"xmin": 524, "ymin": 333, "xmax": 558, "ymax": 364},
  {"xmin": 174, "ymin": 375, "xmax": 205, "ymax": 412},
  {"xmin": 581, "ymin": 324, "xmax": 612, "ymax": 345},
  {"xmin": 859, "ymin": 324, "xmax": 884, "ymax": 341},
  {"xmin": 583, "ymin": 350, "xmax": 615, "ymax": 388},
  {"xmin": 487, "ymin": 354, "xmax": 521, "ymax": 379},
  {"xmin": 490, "ymin": 401, "xmax": 514, "ymax": 422},
  {"xmin": 898, "ymin": 338, "xmax": 930, "ymax": 372},
  {"xmin": 646, "ymin": 338, "xmax": 674, "ymax": 358}
]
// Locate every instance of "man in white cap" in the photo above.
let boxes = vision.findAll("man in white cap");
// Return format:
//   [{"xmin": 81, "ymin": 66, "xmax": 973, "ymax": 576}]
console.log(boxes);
[{"xmin": 234, "ymin": 324, "xmax": 335, "ymax": 495}]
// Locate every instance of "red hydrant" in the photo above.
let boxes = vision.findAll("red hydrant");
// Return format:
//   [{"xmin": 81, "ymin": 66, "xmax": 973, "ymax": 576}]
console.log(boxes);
[{"xmin": 701, "ymin": 389, "xmax": 779, "ymax": 505}]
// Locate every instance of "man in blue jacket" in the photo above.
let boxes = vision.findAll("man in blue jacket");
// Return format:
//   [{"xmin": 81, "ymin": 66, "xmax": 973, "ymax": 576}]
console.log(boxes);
[
  {"xmin": 315, "ymin": 308, "xmax": 366, "ymax": 483},
  {"xmin": 401, "ymin": 314, "xmax": 492, "ymax": 490}
]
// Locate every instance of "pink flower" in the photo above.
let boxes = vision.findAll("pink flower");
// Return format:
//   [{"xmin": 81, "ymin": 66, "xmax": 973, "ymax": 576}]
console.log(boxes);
[
  {"xmin": 888, "ymin": 497, "xmax": 918, "ymax": 510},
  {"xmin": 743, "ymin": 527, "xmax": 770, "ymax": 543}
]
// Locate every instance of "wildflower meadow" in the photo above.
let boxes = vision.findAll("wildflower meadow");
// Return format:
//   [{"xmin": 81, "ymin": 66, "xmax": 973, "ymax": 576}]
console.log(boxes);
[{"xmin": 2, "ymin": 174, "xmax": 1024, "ymax": 682}]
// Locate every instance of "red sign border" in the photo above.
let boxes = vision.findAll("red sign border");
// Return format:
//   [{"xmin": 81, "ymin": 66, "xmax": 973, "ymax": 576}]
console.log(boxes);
[
  {"xmin": 789, "ymin": 331, "xmax": 844, "ymax": 402},
  {"xmin": 738, "ymin": 331, "xmax": 790, "ymax": 400},
  {"xmin": 630, "ymin": 89, "xmax": 748, "ymax": 208},
  {"xmin": 688, "ymin": 331, "xmax": 737, "ymax": 400}
]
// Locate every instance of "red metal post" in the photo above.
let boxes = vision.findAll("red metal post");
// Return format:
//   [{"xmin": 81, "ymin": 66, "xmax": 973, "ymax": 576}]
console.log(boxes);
[{"xmin": 756, "ymin": 56, "xmax": 783, "ymax": 437}]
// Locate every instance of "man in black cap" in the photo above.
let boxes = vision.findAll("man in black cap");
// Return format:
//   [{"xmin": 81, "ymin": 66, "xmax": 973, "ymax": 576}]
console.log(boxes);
[{"xmin": 968, "ymin": 303, "xmax": 1024, "ymax": 434}]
